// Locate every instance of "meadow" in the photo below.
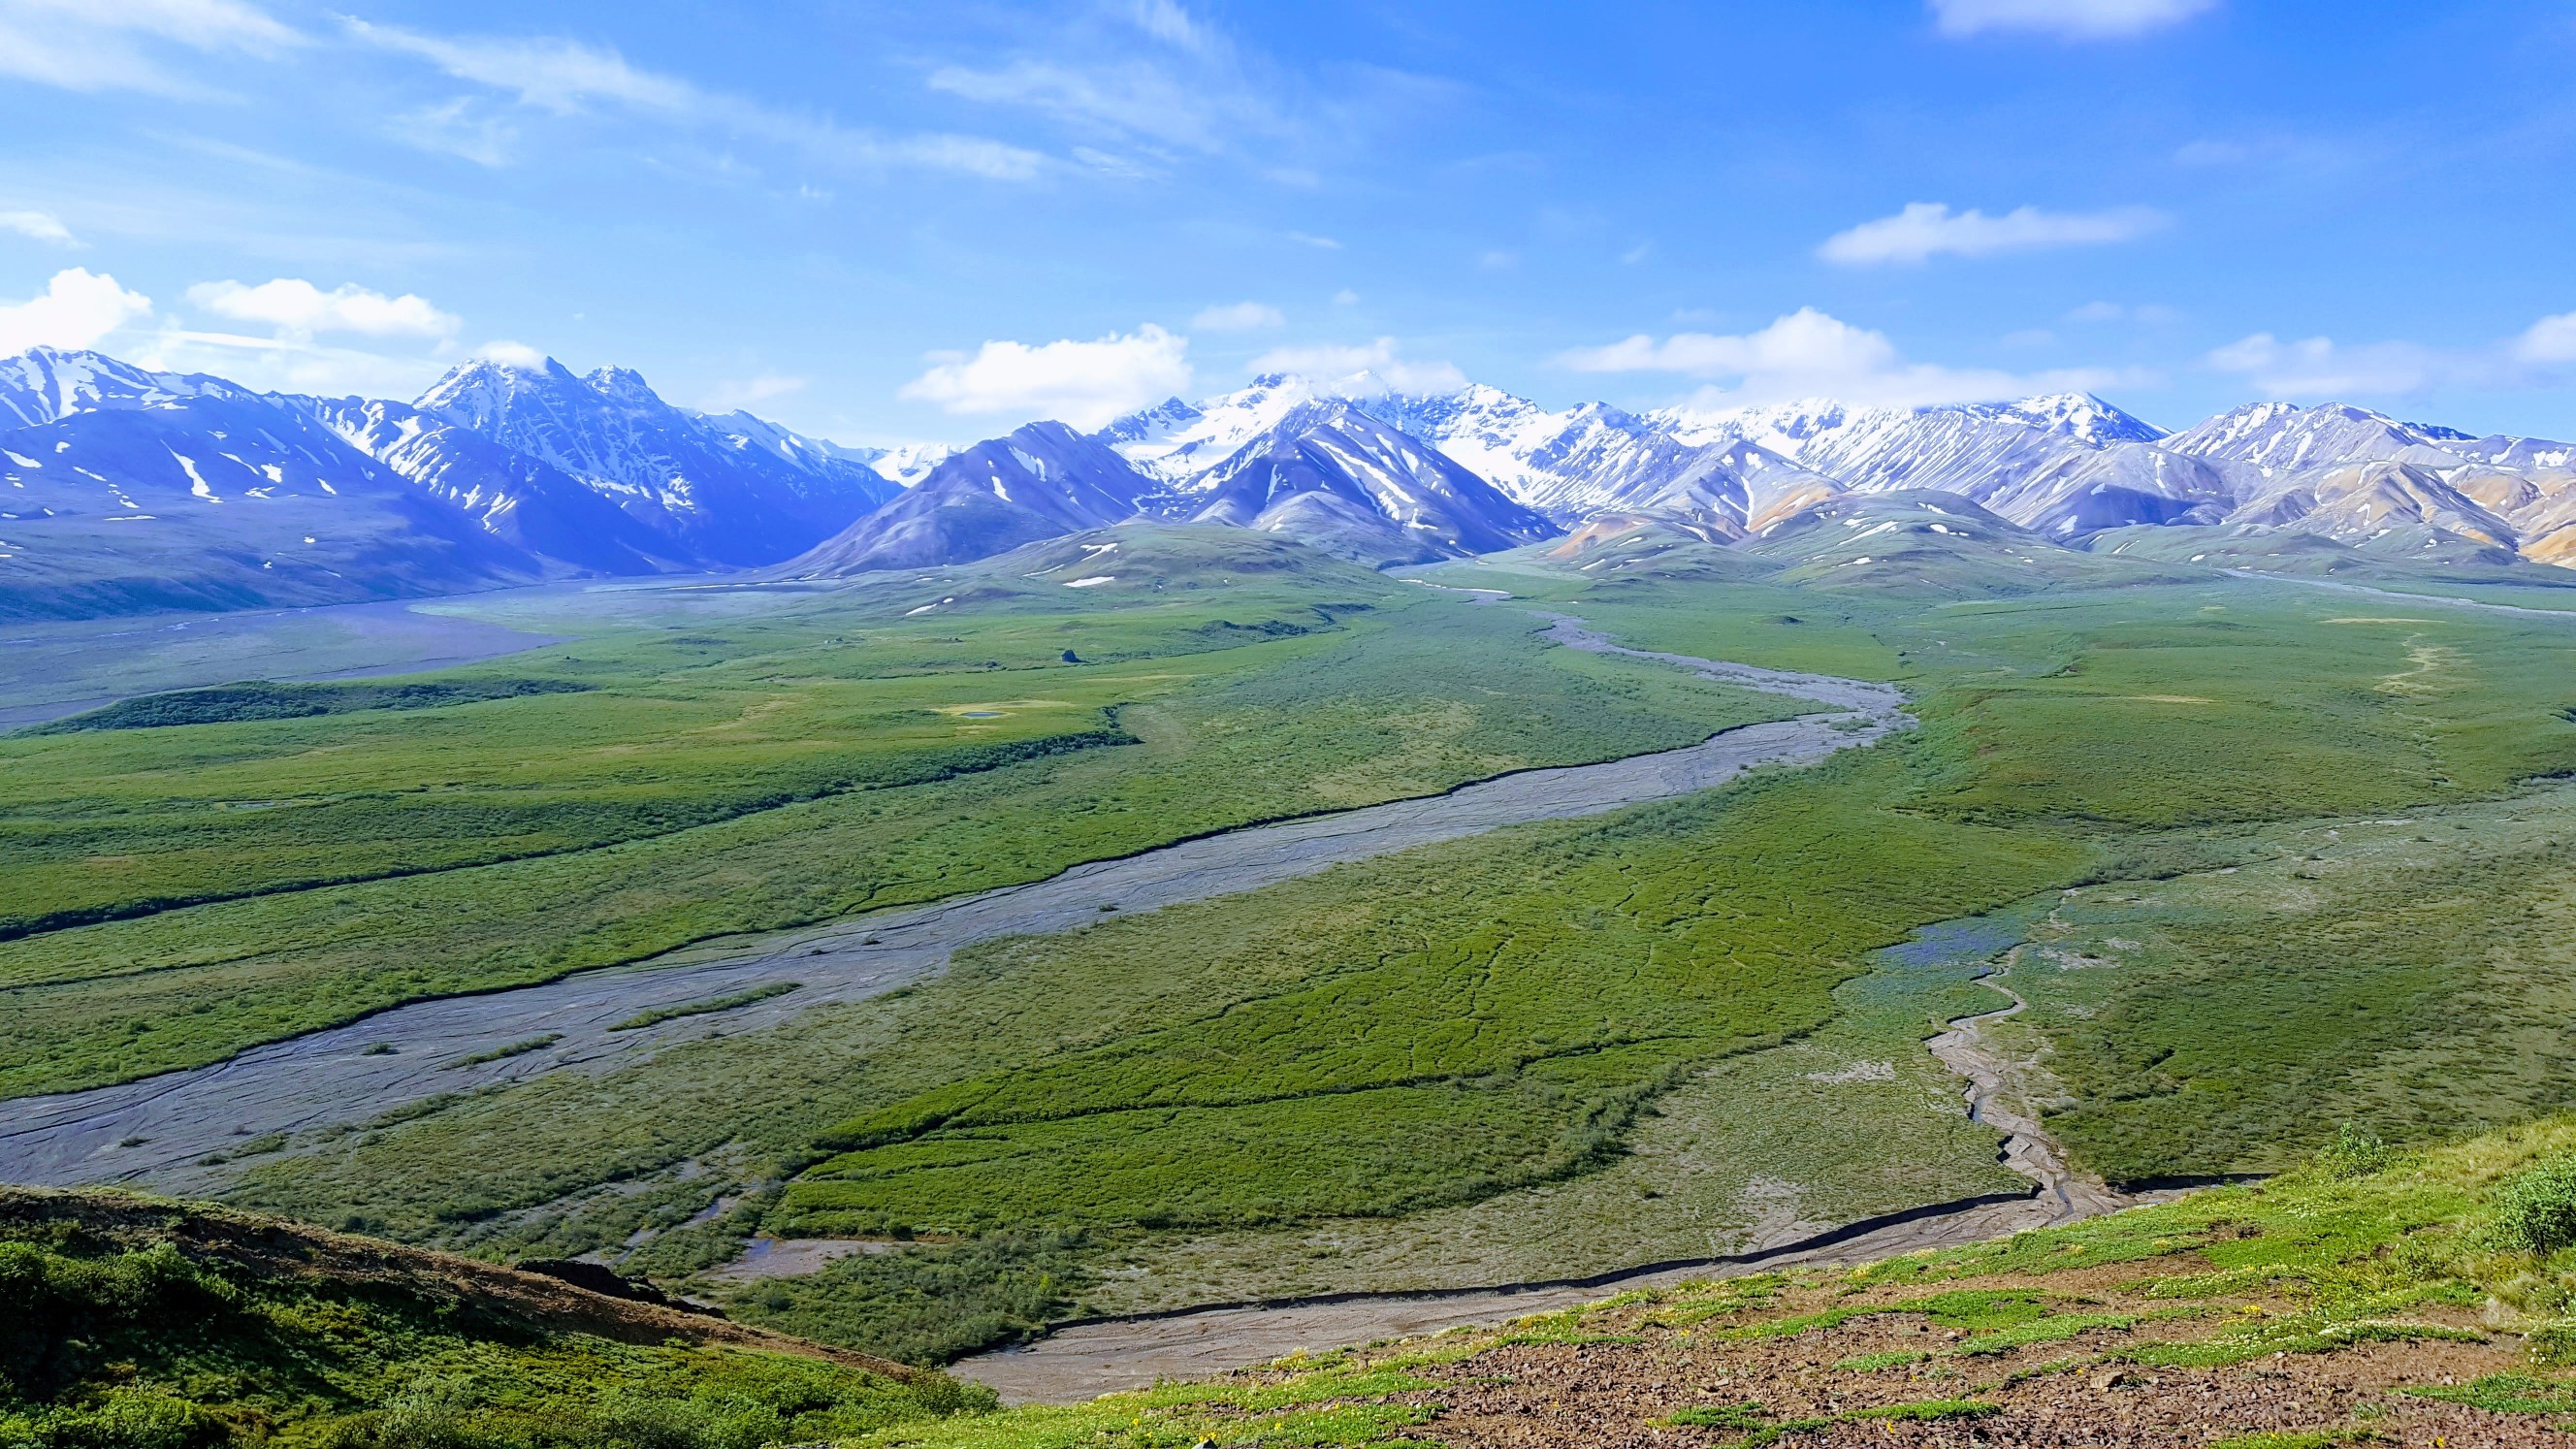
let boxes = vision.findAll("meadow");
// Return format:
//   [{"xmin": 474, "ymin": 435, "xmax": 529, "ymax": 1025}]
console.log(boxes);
[
  {"xmin": 1992, "ymin": 786, "xmax": 2576, "ymax": 1183},
  {"xmin": 17, "ymin": 525, "xmax": 2576, "ymax": 1373},
  {"xmin": 0, "ymin": 530, "xmax": 1789, "ymax": 1097}
]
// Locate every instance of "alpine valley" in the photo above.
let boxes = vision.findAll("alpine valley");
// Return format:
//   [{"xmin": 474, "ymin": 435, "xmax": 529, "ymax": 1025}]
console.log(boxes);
[{"xmin": 16, "ymin": 339, "xmax": 2576, "ymax": 1449}]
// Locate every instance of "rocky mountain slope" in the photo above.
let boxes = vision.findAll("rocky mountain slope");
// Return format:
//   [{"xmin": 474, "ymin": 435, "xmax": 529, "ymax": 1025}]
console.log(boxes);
[
  {"xmin": 0, "ymin": 378, "xmax": 553, "ymax": 619},
  {"xmin": 410, "ymin": 357, "xmax": 899, "ymax": 565},
  {"xmin": 0, "ymin": 347, "xmax": 923, "ymax": 618},
  {"xmin": 780, "ymin": 421, "xmax": 1154, "ymax": 575},
  {"xmin": 1164, "ymin": 399, "xmax": 1554, "ymax": 564},
  {"xmin": 13, "ymin": 340, "xmax": 2575, "ymax": 615}
]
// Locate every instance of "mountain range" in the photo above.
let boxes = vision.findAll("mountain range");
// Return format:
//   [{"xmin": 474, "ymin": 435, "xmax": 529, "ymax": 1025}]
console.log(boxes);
[{"xmin": 4, "ymin": 342, "xmax": 2571, "ymax": 620}]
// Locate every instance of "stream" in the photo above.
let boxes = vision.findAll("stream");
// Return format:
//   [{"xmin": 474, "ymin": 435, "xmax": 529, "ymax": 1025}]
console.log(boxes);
[
  {"xmin": 950, "ymin": 905, "xmax": 2151, "ymax": 1404},
  {"xmin": 0, "ymin": 608, "xmax": 1907, "ymax": 1190}
]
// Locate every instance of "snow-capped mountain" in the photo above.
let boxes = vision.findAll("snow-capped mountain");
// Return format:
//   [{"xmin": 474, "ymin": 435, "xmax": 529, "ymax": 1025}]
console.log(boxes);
[
  {"xmin": 1168, "ymin": 399, "xmax": 1554, "ymax": 565},
  {"xmin": 0, "ymin": 387, "xmax": 546, "ymax": 619},
  {"xmin": 782, "ymin": 422, "xmax": 1154, "ymax": 575},
  {"xmin": 1101, "ymin": 373, "xmax": 1324, "ymax": 484},
  {"xmin": 1659, "ymin": 394, "xmax": 2171, "ymax": 523},
  {"xmin": 2154, "ymin": 401, "xmax": 2576, "ymax": 561},
  {"xmin": 2229, "ymin": 459, "xmax": 2522, "ymax": 551},
  {"xmin": 415, "ymin": 357, "xmax": 899, "ymax": 565},
  {"xmin": 1350, "ymin": 385, "xmax": 1696, "ymax": 516},
  {"xmin": 0, "ymin": 347, "xmax": 256, "ymax": 429},
  {"xmin": 294, "ymin": 396, "xmax": 684, "ymax": 575},
  {"xmin": 2161, "ymin": 402, "xmax": 2468, "ymax": 481},
  {"xmin": 0, "ymin": 346, "xmax": 927, "ymax": 620},
  {"xmin": 1973, "ymin": 443, "xmax": 2234, "ymax": 538},
  {"xmin": 16, "ymin": 337, "xmax": 2576, "ymax": 622}
]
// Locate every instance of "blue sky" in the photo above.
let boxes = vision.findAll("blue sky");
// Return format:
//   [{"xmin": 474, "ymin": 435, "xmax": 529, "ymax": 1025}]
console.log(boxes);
[{"xmin": 2, "ymin": 0, "xmax": 2571, "ymax": 445}]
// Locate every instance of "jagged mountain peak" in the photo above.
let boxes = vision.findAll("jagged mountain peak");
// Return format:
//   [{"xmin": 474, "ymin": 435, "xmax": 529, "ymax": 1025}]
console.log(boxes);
[
  {"xmin": 0, "ymin": 347, "xmax": 254, "ymax": 428},
  {"xmin": 1995, "ymin": 391, "xmax": 2169, "ymax": 444},
  {"xmin": 1171, "ymin": 392, "xmax": 1555, "ymax": 565},
  {"xmin": 581, "ymin": 365, "xmax": 666, "ymax": 408},
  {"xmin": 778, "ymin": 419, "xmax": 1152, "ymax": 576}
]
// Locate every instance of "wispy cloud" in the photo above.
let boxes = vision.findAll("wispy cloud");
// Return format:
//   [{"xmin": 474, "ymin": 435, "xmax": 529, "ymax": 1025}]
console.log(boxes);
[
  {"xmin": 0, "ymin": 209, "xmax": 79, "ymax": 246},
  {"xmin": 2066, "ymin": 301, "xmax": 2179, "ymax": 325},
  {"xmin": 925, "ymin": 0, "xmax": 1287, "ymax": 159},
  {"xmin": 899, "ymin": 324, "xmax": 1192, "ymax": 429},
  {"xmin": 1192, "ymin": 302, "xmax": 1284, "ymax": 331},
  {"xmin": 1559, "ymin": 306, "xmax": 2145, "ymax": 410},
  {"xmin": 918, "ymin": 1, "xmax": 1442, "ymax": 180},
  {"xmin": 1247, "ymin": 337, "xmax": 1465, "ymax": 394},
  {"xmin": 135, "ymin": 326, "xmax": 452, "ymax": 397},
  {"xmin": 0, "ymin": 0, "xmax": 302, "ymax": 95},
  {"xmin": 702, "ymin": 373, "xmax": 807, "ymax": 413},
  {"xmin": 2207, "ymin": 309, "xmax": 2576, "ymax": 398},
  {"xmin": 1820, "ymin": 203, "xmax": 2166, "ymax": 266},
  {"xmin": 1929, "ymin": 0, "xmax": 2220, "ymax": 41},
  {"xmin": 347, "ymin": 18, "xmax": 1049, "ymax": 181}
]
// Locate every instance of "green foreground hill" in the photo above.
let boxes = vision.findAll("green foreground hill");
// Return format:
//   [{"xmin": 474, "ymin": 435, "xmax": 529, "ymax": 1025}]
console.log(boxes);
[
  {"xmin": 29, "ymin": 1116, "xmax": 2576, "ymax": 1446},
  {"xmin": 0, "ymin": 1185, "xmax": 987, "ymax": 1448}
]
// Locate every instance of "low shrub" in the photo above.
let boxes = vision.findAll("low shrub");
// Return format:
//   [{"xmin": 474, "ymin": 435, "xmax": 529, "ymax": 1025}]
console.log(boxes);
[{"xmin": 2494, "ymin": 1157, "xmax": 2576, "ymax": 1255}]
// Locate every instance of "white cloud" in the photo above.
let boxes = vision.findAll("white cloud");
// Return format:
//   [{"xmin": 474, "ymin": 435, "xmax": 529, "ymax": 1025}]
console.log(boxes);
[
  {"xmin": 134, "ymin": 327, "xmax": 448, "ymax": 397},
  {"xmin": 2067, "ymin": 301, "xmax": 2181, "ymax": 325},
  {"xmin": 2516, "ymin": 311, "xmax": 2576, "ymax": 366},
  {"xmin": 899, "ymin": 324, "xmax": 1192, "ymax": 430},
  {"xmin": 0, "ymin": 210, "xmax": 77, "ymax": 246},
  {"xmin": 185, "ymin": 278, "xmax": 461, "ymax": 339},
  {"xmin": 2204, "ymin": 334, "xmax": 2442, "ymax": 397},
  {"xmin": 2205, "ymin": 310, "xmax": 2576, "ymax": 397},
  {"xmin": 474, "ymin": 340, "xmax": 552, "ymax": 371},
  {"xmin": 0, "ymin": 0, "xmax": 300, "ymax": 94},
  {"xmin": 1930, "ymin": 0, "xmax": 2220, "ymax": 40},
  {"xmin": 1819, "ymin": 203, "xmax": 2166, "ymax": 266},
  {"xmin": 1247, "ymin": 337, "xmax": 1466, "ymax": 395},
  {"xmin": 1192, "ymin": 301, "xmax": 1284, "ymax": 331},
  {"xmin": 1330, "ymin": 289, "xmax": 1359, "ymax": 306},
  {"xmin": 347, "ymin": 19, "xmax": 1047, "ymax": 181},
  {"xmin": 0, "ymin": 268, "xmax": 154, "ymax": 355},
  {"xmin": 702, "ymin": 373, "xmax": 807, "ymax": 412},
  {"xmin": 1288, "ymin": 232, "xmax": 1344, "ymax": 251},
  {"xmin": 1557, "ymin": 306, "xmax": 2142, "ymax": 410}
]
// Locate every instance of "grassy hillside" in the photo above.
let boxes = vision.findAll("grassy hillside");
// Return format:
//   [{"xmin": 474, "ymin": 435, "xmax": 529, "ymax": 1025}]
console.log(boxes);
[
  {"xmin": 35, "ymin": 1119, "xmax": 2576, "ymax": 1445},
  {"xmin": 0, "ymin": 1186, "xmax": 986, "ymax": 1448},
  {"xmin": 847, "ymin": 1115, "xmax": 2576, "ymax": 1447}
]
